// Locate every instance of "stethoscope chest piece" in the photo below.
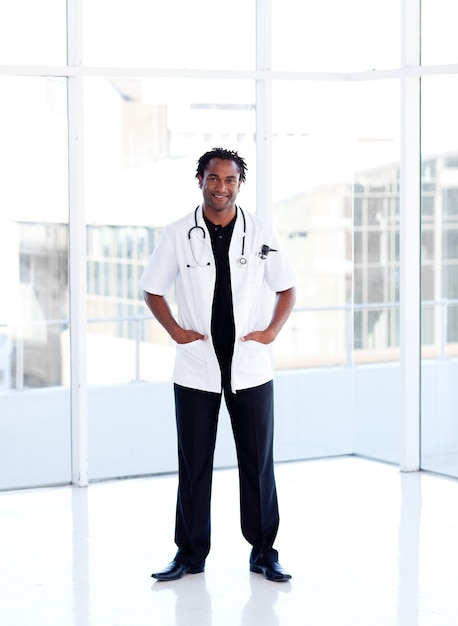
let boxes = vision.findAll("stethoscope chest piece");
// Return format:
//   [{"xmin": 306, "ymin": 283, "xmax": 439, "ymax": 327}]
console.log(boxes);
[{"xmin": 236, "ymin": 256, "xmax": 247, "ymax": 268}]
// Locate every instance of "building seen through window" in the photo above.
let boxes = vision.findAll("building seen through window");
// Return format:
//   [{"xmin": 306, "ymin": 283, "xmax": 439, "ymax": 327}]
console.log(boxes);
[{"xmin": 4, "ymin": 131, "xmax": 458, "ymax": 387}]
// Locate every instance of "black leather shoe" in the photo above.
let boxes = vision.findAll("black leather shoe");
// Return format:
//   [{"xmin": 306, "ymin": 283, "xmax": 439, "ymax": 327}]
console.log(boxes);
[
  {"xmin": 250, "ymin": 561, "xmax": 292, "ymax": 582},
  {"xmin": 151, "ymin": 561, "xmax": 204, "ymax": 581}
]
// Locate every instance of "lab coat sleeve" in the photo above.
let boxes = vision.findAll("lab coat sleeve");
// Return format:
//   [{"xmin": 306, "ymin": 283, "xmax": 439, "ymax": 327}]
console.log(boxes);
[
  {"xmin": 139, "ymin": 226, "xmax": 178, "ymax": 296},
  {"xmin": 264, "ymin": 228, "xmax": 297, "ymax": 293}
]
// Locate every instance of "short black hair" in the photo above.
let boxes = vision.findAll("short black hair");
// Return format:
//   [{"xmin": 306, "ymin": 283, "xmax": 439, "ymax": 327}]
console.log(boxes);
[{"xmin": 195, "ymin": 147, "xmax": 247, "ymax": 183}]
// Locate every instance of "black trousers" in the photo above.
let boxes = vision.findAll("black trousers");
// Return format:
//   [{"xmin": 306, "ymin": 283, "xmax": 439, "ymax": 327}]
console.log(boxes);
[{"xmin": 173, "ymin": 354, "xmax": 279, "ymax": 570}]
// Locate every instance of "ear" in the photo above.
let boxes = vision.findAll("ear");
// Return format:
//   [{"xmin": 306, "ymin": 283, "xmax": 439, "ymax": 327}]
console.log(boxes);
[{"xmin": 197, "ymin": 176, "xmax": 203, "ymax": 189}]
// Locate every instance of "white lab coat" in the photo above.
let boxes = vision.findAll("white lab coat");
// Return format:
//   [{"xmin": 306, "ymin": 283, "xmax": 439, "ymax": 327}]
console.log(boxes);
[{"xmin": 139, "ymin": 205, "xmax": 296, "ymax": 393}]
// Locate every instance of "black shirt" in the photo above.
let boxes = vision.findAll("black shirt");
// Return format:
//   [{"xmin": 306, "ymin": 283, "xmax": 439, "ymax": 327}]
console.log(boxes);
[{"xmin": 203, "ymin": 212, "xmax": 236, "ymax": 358}]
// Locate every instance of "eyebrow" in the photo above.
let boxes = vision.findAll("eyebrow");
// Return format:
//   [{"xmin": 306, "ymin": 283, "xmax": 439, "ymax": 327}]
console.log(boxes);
[{"xmin": 207, "ymin": 173, "xmax": 238, "ymax": 180}]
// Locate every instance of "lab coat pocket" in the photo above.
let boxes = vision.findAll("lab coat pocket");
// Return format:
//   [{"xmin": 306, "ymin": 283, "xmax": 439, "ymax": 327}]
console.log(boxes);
[
  {"xmin": 176, "ymin": 339, "xmax": 205, "ymax": 369},
  {"xmin": 236, "ymin": 339, "xmax": 271, "ymax": 383},
  {"xmin": 173, "ymin": 339, "xmax": 214, "ymax": 389},
  {"xmin": 173, "ymin": 340, "xmax": 206, "ymax": 389}
]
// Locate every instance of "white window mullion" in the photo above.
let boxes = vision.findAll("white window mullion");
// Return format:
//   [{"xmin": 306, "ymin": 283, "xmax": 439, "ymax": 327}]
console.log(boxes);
[
  {"xmin": 256, "ymin": 0, "xmax": 272, "ymax": 220},
  {"xmin": 400, "ymin": 0, "xmax": 421, "ymax": 471},
  {"xmin": 67, "ymin": 0, "xmax": 88, "ymax": 486}
]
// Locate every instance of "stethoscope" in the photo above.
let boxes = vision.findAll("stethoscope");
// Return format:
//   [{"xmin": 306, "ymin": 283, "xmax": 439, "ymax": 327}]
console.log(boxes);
[{"xmin": 187, "ymin": 205, "xmax": 247, "ymax": 268}]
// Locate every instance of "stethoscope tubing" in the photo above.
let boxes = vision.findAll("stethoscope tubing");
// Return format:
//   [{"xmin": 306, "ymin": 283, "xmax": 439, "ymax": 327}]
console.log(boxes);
[{"xmin": 187, "ymin": 205, "xmax": 247, "ymax": 268}]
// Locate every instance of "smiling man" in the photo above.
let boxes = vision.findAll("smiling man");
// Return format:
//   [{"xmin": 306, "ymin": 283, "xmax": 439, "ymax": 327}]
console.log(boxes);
[
  {"xmin": 140, "ymin": 147, "xmax": 297, "ymax": 583},
  {"xmin": 198, "ymin": 157, "xmax": 241, "ymax": 218}
]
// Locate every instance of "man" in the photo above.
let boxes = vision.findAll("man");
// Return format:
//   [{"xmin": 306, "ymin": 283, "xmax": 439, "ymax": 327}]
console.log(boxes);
[{"xmin": 140, "ymin": 147, "xmax": 296, "ymax": 582}]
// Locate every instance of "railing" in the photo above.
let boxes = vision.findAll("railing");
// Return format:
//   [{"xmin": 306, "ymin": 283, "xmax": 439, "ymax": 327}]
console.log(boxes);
[
  {"xmin": 293, "ymin": 301, "xmax": 402, "ymax": 369},
  {"xmin": 422, "ymin": 298, "xmax": 458, "ymax": 360},
  {"xmin": 1, "ymin": 298, "xmax": 458, "ymax": 390}
]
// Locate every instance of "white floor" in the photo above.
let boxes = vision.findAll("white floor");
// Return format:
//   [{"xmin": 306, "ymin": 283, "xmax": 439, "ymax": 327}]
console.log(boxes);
[{"xmin": 1, "ymin": 456, "xmax": 458, "ymax": 626}]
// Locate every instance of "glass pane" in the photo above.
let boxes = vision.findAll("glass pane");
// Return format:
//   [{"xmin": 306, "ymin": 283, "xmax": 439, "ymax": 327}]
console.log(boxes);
[
  {"xmin": 83, "ymin": 77, "xmax": 256, "ymax": 386},
  {"xmin": 272, "ymin": 0, "xmax": 400, "ymax": 72},
  {"xmin": 272, "ymin": 79, "xmax": 400, "ymax": 357},
  {"xmin": 0, "ymin": 77, "xmax": 69, "ymax": 388},
  {"xmin": 421, "ymin": 75, "xmax": 458, "ymax": 477},
  {"xmin": 0, "ymin": 0, "xmax": 66, "ymax": 65},
  {"xmin": 83, "ymin": 0, "xmax": 255, "ymax": 70},
  {"xmin": 0, "ymin": 77, "xmax": 70, "ymax": 489},
  {"xmin": 272, "ymin": 79, "xmax": 401, "ymax": 463},
  {"xmin": 422, "ymin": 0, "xmax": 458, "ymax": 66}
]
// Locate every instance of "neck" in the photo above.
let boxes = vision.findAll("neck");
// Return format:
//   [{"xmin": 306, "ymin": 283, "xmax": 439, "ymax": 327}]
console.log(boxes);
[{"xmin": 202, "ymin": 204, "xmax": 237, "ymax": 227}]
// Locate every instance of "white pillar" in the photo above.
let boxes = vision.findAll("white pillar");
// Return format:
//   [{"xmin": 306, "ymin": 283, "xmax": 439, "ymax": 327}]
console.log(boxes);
[
  {"xmin": 400, "ymin": 0, "xmax": 421, "ymax": 471},
  {"xmin": 67, "ymin": 0, "xmax": 88, "ymax": 486},
  {"xmin": 256, "ymin": 0, "xmax": 272, "ymax": 220}
]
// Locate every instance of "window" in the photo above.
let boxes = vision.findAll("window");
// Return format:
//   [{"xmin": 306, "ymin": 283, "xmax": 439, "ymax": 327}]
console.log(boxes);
[{"xmin": 82, "ymin": 0, "xmax": 255, "ymax": 70}]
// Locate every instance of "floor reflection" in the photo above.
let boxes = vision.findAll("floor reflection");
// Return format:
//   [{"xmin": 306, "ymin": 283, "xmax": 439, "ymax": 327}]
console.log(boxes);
[
  {"xmin": 1, "ymin": 457, "xmax": 458, "ymax": 626},
  {"xmin": 153, "ymin": 574, "xmax": 211, "ymax": 625},
  {"xmin": 397, "ymin": 471, "xmax": 421, "ymax": 626}
]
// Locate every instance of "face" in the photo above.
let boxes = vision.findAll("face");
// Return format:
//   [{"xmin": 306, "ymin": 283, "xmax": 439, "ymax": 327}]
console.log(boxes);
[{"xmin": 198, "ymin": 158, "xmax": 242, "ymax": 218}]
